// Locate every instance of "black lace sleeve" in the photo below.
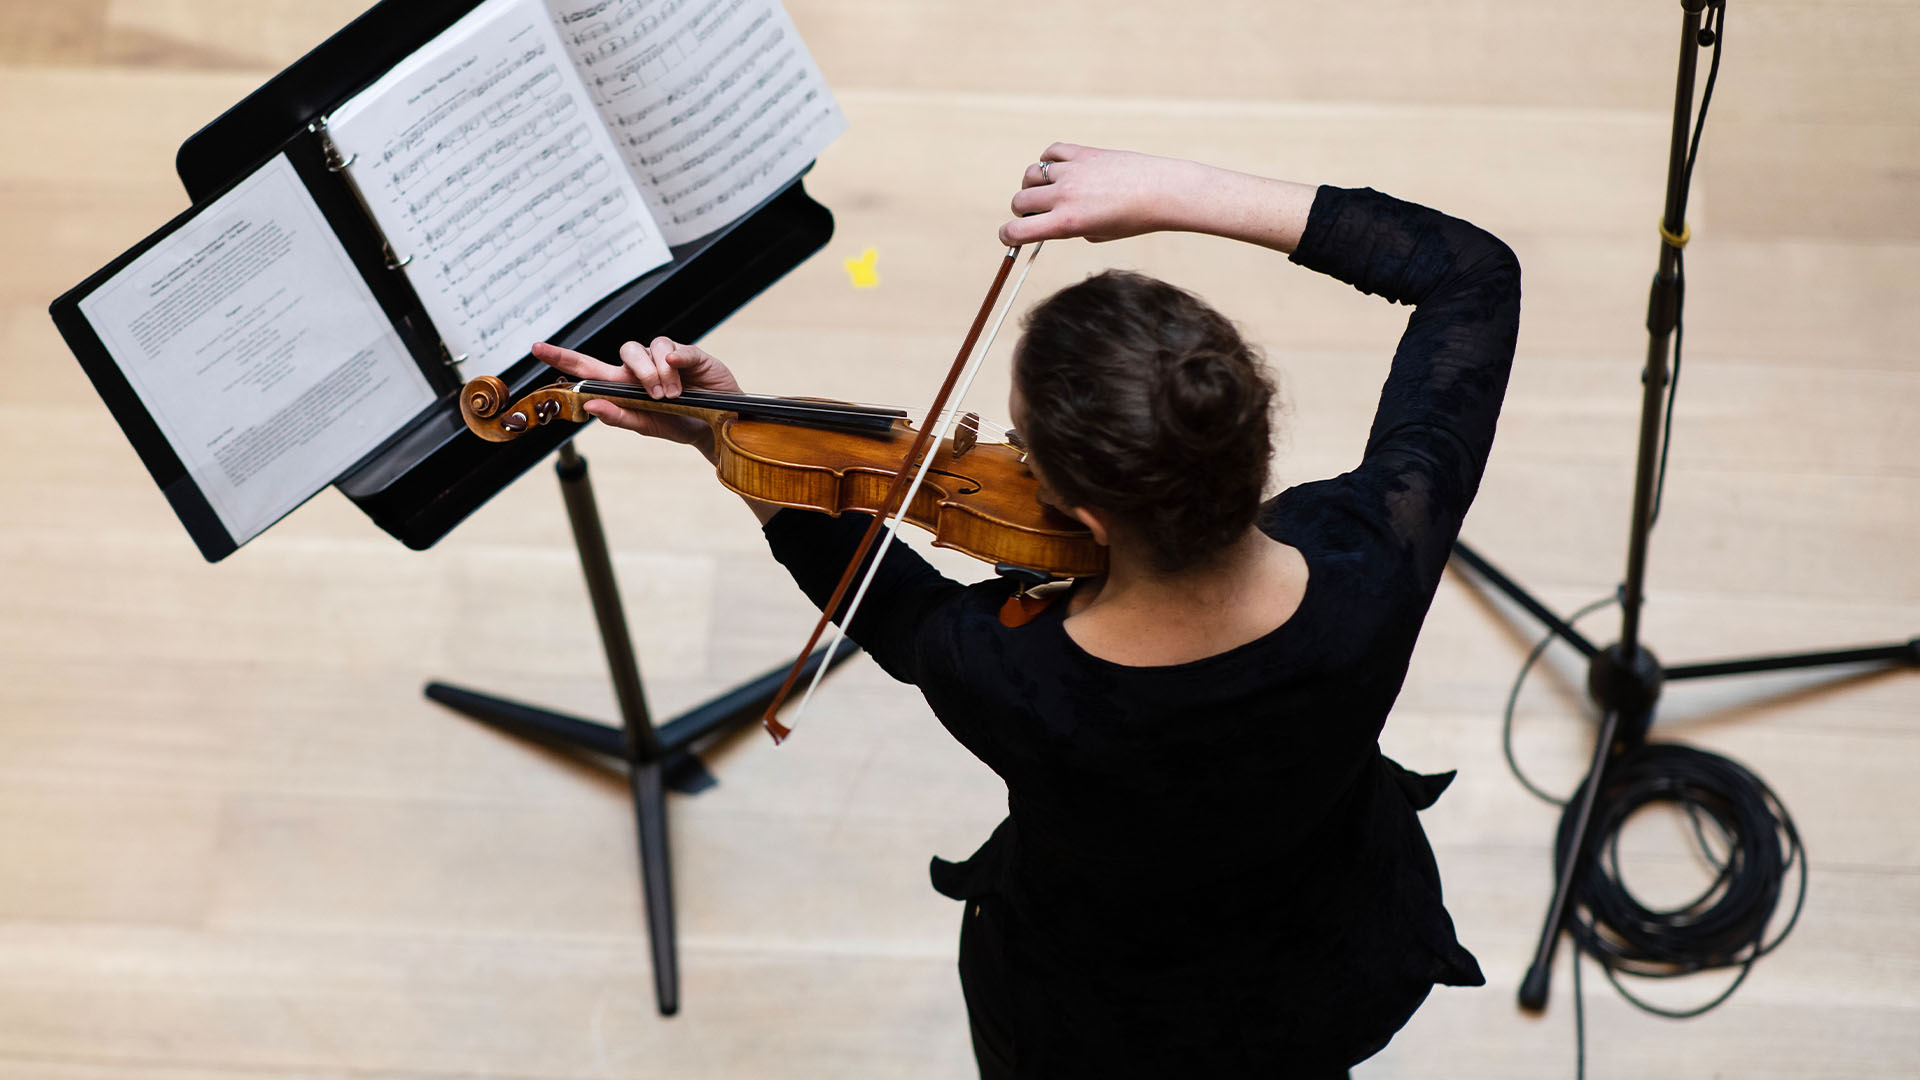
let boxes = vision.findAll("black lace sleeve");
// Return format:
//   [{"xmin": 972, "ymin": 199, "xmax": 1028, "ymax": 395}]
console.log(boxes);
[{"xmin": 1288, "ymin": 185, "xmax": 1522, "ymax": 592}]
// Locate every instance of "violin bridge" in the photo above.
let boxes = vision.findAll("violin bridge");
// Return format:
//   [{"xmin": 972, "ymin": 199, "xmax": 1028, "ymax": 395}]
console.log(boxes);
[{"xmin": 952, "ymin": 412, "xmax": 979, "ymax": 460}]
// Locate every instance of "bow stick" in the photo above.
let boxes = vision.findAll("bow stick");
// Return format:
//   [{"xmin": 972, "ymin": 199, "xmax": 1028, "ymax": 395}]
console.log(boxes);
[{"xmin": 761, "ymin": 243, "xmax": 1044, "ymax": 742}]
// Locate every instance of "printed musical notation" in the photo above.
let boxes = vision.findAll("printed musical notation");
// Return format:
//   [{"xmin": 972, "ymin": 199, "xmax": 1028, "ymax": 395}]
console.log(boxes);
[
  {"xmin": 668, "ymin": 96, "xmax": 837, "ymax": 228},
  {"xmin": 315, "ymin": 0, "xmax": 843, "ymax": 371},
  {"xmin": 469, "ymin": 216, "xmax": 650, "ymax": 350},
  {"xmin": 326, "ymin": 0, "xmax": 669, "ymax": 378},
  {"xmin": 547, "ymin": 0, "xmax": 844, "ymax": 244},
  {"xmin": 609, "ymin": 14, "xmax": 780, "ymax": 145},
  {"xmin": 390, "ymin": 63, "xmax": 566, "ymax": 194},
  {"xmin": 420, "ymin": 125, "xmax": 595, "ymax": 249},
  {"xmin": 383, "ymin": 46, "xmax": 552, "ymax": 166},
  {"xmin": 404, "ymin": 96, "xmax": 582, "ymax": 219},
  {"xmin": 567, "ymin": 0, "xmax": 710, "ymax": 92},
  {"xmin": 642, "ymin": 65, "xmax": 805, "ymax": 176},
  {"xmin": 443, "ymin": 153, "xmax": 619, "ymax": 289}
]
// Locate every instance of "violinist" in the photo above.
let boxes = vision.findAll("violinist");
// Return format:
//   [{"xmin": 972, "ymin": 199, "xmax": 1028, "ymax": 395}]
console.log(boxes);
[{"xmin": 534, "ymin": 144, "xmax": 1520, "ymax": 1079}]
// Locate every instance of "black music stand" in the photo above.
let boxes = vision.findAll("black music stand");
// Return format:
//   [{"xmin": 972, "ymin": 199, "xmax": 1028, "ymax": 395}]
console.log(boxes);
[
  {"xmin": 1448, "ymin": 0, "xmax": 1919, "ymax": 1013},
  {"xmin": 420, "ymin": 443, "xmax": 858, "ymax": 1018},
  {"xmin": 174, "ymin": 0, "xmax": 861, "ymax": 1016}
]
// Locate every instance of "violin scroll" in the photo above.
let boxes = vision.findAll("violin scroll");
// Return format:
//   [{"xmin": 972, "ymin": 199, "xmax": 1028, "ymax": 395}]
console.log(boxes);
[
  {"xmin": 459, "ymin": 376, "xmax": 584, "ymax": 442},
  {"xmin": 463, "ymin": 375, "xmax": 510, "ymax": 419}
]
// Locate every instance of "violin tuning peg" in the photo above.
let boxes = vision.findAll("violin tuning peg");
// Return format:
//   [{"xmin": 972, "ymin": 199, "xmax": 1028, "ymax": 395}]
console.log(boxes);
[{"xmin": 502, "ymin": 411, "xmax": 529, "ymax": 433}]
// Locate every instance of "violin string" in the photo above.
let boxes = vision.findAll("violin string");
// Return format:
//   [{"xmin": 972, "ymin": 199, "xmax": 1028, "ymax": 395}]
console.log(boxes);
[
  {"xmin": 909, "ymin": 409, "xmax": 1014, "ymax": 441},
  {"xmin": 788, "ymin": 242, "xmax": 1046, "ymax": 728},
  {"xmin": 575, "ymin": 381, "xmax": 906, "ymax": 429},
  {"xmin": 842, "ymin": 401, "xmax": 1016, "ymax": 442},
  {"xmin": 575, "ymin": 379, "xmax": 1016, "ymax": 442}
]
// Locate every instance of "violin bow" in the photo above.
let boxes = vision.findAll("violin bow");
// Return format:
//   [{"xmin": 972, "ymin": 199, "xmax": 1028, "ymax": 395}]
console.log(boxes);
[{"xmin": 761, "ymin": 242, "xmax": 1046, "ymax": 742}]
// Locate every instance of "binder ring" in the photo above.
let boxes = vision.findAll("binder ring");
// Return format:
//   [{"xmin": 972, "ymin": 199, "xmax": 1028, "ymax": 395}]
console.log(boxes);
[
  {"xmin": 386, "ymin": 251, "xmax": 414, "ymax": 270},
  {"xmin": 328, "ymin": 152, "xmax": 359, "ymax": 173}
]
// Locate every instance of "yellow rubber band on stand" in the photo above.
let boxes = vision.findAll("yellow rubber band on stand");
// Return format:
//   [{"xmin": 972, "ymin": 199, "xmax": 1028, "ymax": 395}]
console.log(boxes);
[{"xmin": 1658, "ymin": 219, "xmax": 1691, "ymax": 249}]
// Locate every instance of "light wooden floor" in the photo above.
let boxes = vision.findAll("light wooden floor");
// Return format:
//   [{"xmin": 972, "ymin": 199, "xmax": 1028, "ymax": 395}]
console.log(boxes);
[{"xmin": 3, "ymin": 2, "xmax": 1917, "ymax": 1077}]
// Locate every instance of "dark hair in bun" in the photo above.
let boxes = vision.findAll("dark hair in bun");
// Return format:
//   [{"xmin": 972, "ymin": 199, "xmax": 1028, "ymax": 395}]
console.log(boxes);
[{"xmin": 1014, "ymin": 270, "xmax": 1274, "ymax": 574}]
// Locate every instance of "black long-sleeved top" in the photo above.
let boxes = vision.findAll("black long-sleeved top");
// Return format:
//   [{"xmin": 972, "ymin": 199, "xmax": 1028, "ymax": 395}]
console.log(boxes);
[{"xmin": 763, "ymin": 186, "xmax": 1520, "ymax": 1076}]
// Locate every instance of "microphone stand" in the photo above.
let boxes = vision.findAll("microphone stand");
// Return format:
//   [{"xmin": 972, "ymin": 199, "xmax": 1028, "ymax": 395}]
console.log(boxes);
[{"xmin": 1449, "ymin": 0, "xmax": 1919, "ymax": 1012}]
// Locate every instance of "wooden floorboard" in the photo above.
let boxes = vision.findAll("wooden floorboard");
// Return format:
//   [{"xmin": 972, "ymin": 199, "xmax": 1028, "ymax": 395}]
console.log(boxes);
[{"xmin": 1, "ymin": 1, "xmax": 1915, "ymax": 1077}]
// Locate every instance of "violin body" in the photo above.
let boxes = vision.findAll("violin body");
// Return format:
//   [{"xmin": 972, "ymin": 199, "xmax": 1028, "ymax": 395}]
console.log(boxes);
[
  {"xmin": 460, "ymin": 375, "xmax": 1106, "ymax": 578},
  {"xmin": 719, "ymin": 414, "xmax": 1104, "ymax": 577}
]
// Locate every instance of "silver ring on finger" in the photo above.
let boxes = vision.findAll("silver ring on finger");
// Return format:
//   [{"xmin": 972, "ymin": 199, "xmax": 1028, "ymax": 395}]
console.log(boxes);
[{"xmin": 1040, "ymin": 161, "xmax": 1052, "ymax": 182}]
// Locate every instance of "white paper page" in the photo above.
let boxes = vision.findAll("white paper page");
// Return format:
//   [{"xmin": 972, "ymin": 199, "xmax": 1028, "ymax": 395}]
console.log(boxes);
[
  {"xmin": 327, "ymin": 0, "xmax": 672, "ymax": 377},
  {"xmin": 78, "ymin": 154, "xmax": 435, "ymax": 546},
  {"xmin": 550, "ymin": 0, "xmax": 847, "ymax": 245}
]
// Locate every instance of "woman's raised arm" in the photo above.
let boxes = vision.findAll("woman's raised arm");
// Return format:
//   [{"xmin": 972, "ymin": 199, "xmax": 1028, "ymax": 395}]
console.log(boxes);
[{"xmin": 998, "ymin": 143, "xmax": 1318, "ymax": 254}]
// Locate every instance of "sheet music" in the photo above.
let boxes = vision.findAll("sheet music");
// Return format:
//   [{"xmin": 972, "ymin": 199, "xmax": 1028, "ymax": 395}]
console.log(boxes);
[
  {"xmin": 77, "ymin": 155, "xmax": 435, "ymax": 545},
  {"xmin": 550, "ymin": 0, "xmax": 847, "ymax": 245},
  {"xmin": 328, "ymin": 0, "xmax": 671, "ymax": 378}
]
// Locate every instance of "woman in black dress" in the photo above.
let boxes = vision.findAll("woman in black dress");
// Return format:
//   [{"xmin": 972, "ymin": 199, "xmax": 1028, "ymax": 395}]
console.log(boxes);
[{"xmin": 535, "ymin": 143, "xmax": 1521, "ymax": 1078}]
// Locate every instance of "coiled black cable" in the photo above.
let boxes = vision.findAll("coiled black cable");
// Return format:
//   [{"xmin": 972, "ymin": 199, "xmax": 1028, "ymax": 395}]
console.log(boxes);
[
  {"xmin": 1555, "ymin": 742, "xmax": 1807, "ymax": 1019},
  {"xmin": 1505, "ymin": 602, "xmax": 1809, "ymax": 1079}
]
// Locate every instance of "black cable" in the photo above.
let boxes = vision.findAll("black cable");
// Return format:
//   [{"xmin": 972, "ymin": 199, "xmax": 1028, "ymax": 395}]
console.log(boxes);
[
  {"xmin": 1649, "ymin": 1, "xmax": 1725, "ymax": 529},
  {"xmin": 1502, "ymin": 593, "xmax": 1620, "ymax": 807},
  {"xmin": 1554, "ymin": 742, "xmax": 1807, "ymax": 1080},
  {"xmin": 1509, "ymin": 722, "xmax": 1807, "ymax": 1080},
  {"xmin": 1501, "ymin": 588, "xmax": 1808, "ymax": 1080}
]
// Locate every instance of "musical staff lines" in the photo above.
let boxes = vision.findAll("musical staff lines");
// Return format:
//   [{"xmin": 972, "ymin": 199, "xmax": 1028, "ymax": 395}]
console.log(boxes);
[
  {"xmin": 325, "ymin": 0, "xmax": 670, "ymax": 377},
  {"xmin": 418, "ymin": 124, "xmax": 593, "ymax": 245},
  {"xmin": 390, "ymin": 63, "xmax": 565, "ymax": 194},
  {"xmin": 546, "ymin": 0, "xmax": 845, "ymax": 244},
  {"xmin": 384, "ymin": 45, "xmax": 552, "ymax": 166},
  {"xmin": 469, "ymin": 217, "xmax": 649, "ymax": 350},
  {"xmin": 666, "ymin": 100, "xmax": 834, "ymax": 226},
  {"xmin": 564, "ymin": 0, "xmax": 747, "ymax": 101},
  {"xmin": 606, "ymin": 7, "xmax": 773, "ymax": 133},
  {"xmin": 317, "ymin": 0, "xmax": 841, "ymax": 372},
  {"xmin": 441, "ymin": 150, "xmax": 617, "ymax": 287},
  {"xmin": 644, "ymin": 64, "xmax": 805, "ymax": 177}
]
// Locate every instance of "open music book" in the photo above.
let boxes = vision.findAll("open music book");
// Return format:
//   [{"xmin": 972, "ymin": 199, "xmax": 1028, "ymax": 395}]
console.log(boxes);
[
  {"xmin": 324, "ymin": 0, "xmax": 846, "ymax": 377},
  {"xmin": 53, "ymin": 0, "xmax": 843, "ymax": 559}
]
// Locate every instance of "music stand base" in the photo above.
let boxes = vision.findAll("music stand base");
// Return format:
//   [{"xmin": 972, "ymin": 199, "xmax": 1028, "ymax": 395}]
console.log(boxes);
[{"xmin": 426, "ymin": 442, "xmax": 860, "ymax": 1016}]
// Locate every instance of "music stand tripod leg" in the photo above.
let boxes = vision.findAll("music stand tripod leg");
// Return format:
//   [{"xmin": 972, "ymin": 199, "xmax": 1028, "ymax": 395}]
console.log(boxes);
[{"xmin": 424, "ymin": 440, "xmax": 860, "ymax": 1016}]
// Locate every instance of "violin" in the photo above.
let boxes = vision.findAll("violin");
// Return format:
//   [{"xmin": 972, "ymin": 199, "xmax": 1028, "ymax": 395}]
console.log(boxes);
[{"xmin": 459, "ymin": 373, "xmax": 1107, "ymax": 579}]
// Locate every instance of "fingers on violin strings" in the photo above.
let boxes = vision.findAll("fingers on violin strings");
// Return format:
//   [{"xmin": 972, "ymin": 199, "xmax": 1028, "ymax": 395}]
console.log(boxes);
[
  {"xmin": 650, "ymin": 337, "xmax": 702, "ymax": 398},
  {"xmin": 619, "ymin": 339, "xmax": 674, "ymax": 399},
  {"xmin": 532, "ymin": 341, "xmax": 624, "ymax": 382},
  {"xmin": 666, "ymin": 341, "xmax": 739, "ymax": 395}
]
